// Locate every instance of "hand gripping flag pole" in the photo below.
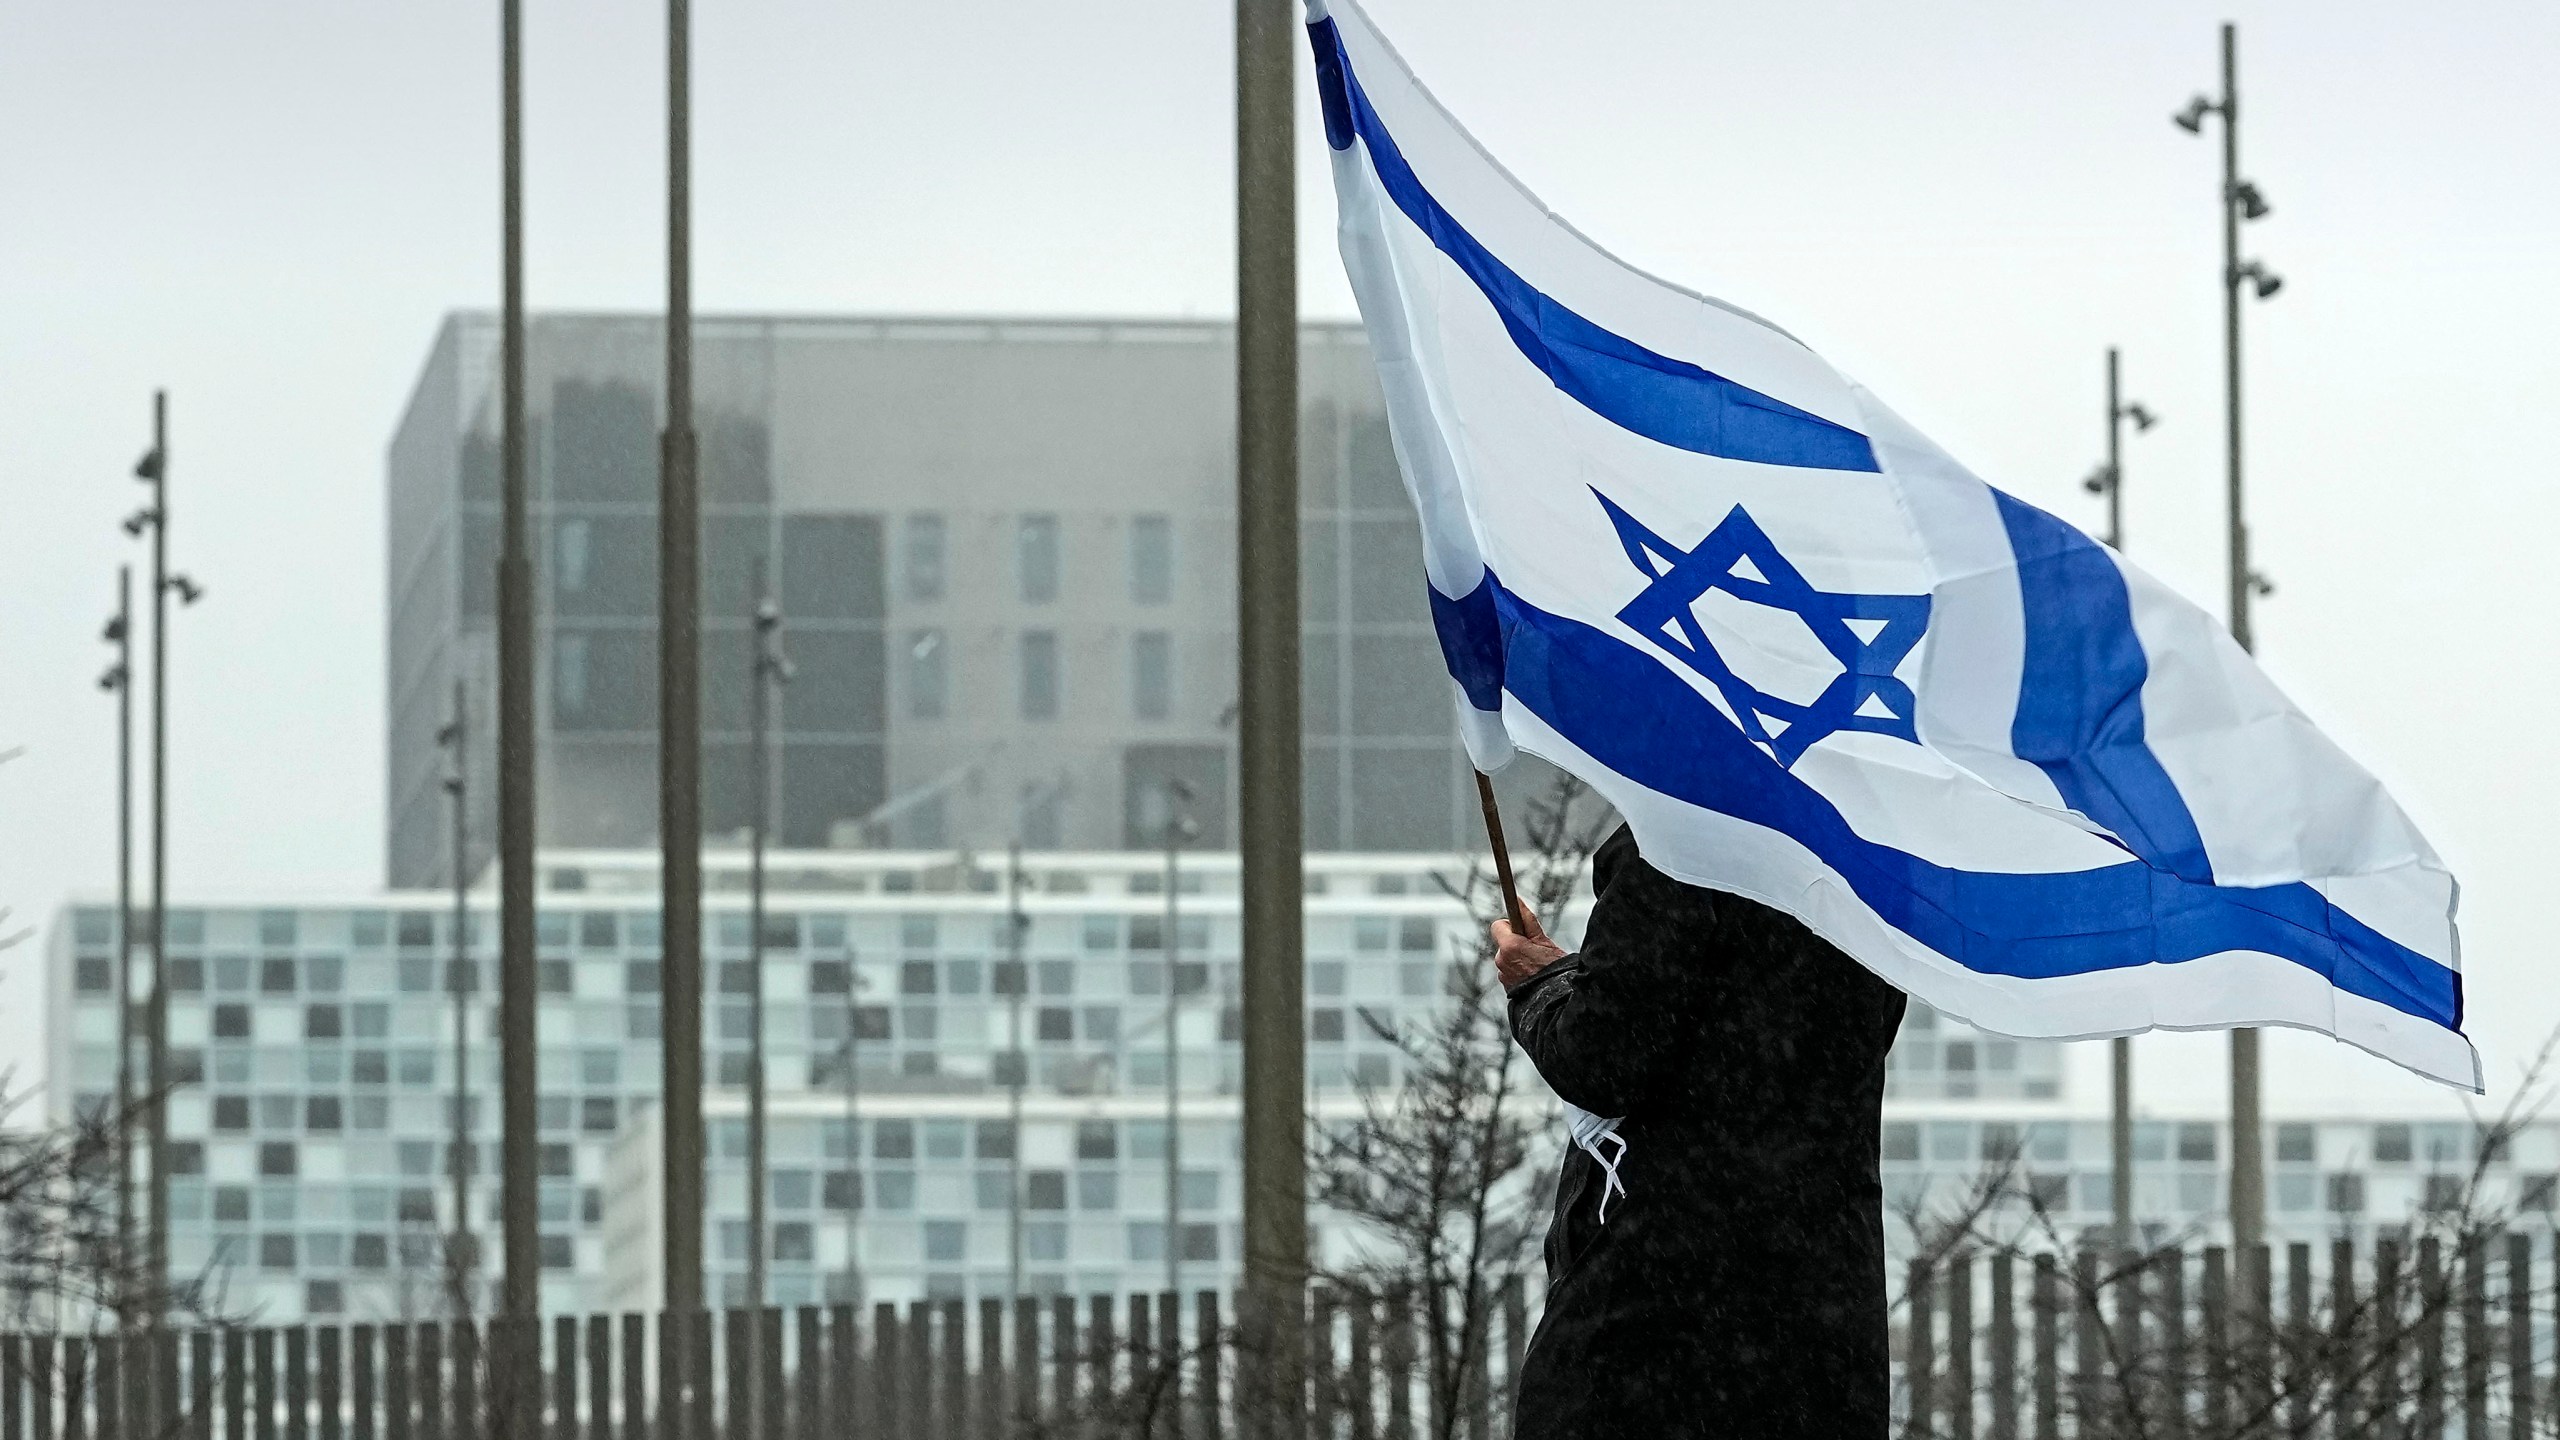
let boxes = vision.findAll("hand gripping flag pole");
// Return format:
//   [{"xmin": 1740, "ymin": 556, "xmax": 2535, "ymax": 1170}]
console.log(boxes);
[{"xmin": 1477, "ymin": 770, "xmax": 1630, "ymax": 1219}]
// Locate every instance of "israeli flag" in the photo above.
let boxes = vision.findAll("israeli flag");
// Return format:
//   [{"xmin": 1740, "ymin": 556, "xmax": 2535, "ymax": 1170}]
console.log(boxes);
[{"xmin": 1308, "ymin": 0, "xmax": 2474, "ymax": 1089}]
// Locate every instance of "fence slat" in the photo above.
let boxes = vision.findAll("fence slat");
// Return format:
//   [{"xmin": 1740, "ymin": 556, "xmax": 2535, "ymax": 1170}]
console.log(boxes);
[
  {"xmin": 1011, "ymin": 1299, "xmax": 1038, "ymax": 1434},
  {"xmin": 61, "ymin": 1338, "xmax": 85, "ymax": 1440},
  {"xmin": 827, "ymin": 1308, "xmax": 856, "ymax": 1440},
  {"xmin": 1383, "ymin": 1289, "xmax": 1413, "ymax": 1440},
  {"xmin": 1045, "ymin": 1298, "xmax": 1071, "ymax": 1435},
  {"xmin": 450, "ymin": 1324, "xmax": 474, "ymax": 1440},
  {"xmin": 2201, "ymin": 1248, "xmax": 2229, "ymax": 1438},
  {"xmin": 286, "ymin": 1330, "xmax": 309, "ymax": 1440},
  {"xmin": 2374, "ymin": 1239, "xmax": 2404, "ymax": 1436},
  {"xmin": 1195, "ymin": 1292, "xmax": 1223, "ymax": 1440},
  {"xmin": 547, "ymin": 1316, "xmax": 575, "ymax": 1440},
  {"xmin": 652, "ymin": 1315, "xmax": 678, "ymax": 1440},
  {"xmin": 758, "ymin": 1310, "xmax": 784, "ymax": 1440},
  {"xmin": 794, "ymin": 1309, "xmax": 821, "ymax": 1440},
  {"xmin": 2030, "ymin": 1255, "xmax": 2058, "ymax": 1440},
  {"xmin": 417, "ymin": 1325, "xmax": 444, "ymax": 1440},
  {"xmin": 968, "ymin": 1300, "xmax": 998, "ymax": 1440},
  {"xmin": 95, "ymin": 1334, "xmax": 120, "ymax": 1440},
  {"xmin": 1347, "ymin": 1293, "xmax": 1376, "ymax": 1440},
  {"xmin": 1306, "ymin": 1290, "xmax": 1332, "ymax": 1440},
  {"xmin": 2463, "ymin": 1237, "xmax": 2490, "ymax": 1440},
  {"xmin": 317, "ymin": 1329, "xmax": 342, "ymax": 1440},
  {"xmin": 2282, "ymin": 1244, "xmax": 2310, "ymax": 1440},
  {"xmin": 2327, "ymin": 1241, "xmax": 2355, "ymax": 1440},
  {"xmin": 31, "ymin": 1336, "xmax": 55, "ymax": 1440},
  {"xmin": 720, "ymin": 1311, "xmax": 747, "ymax": 1440},
  {"xmin": 1947, "ymin": 1252, "xmax": 1975, "ymax": 1440},
  {"xmin": 1084, "ymin": 1298, "xmax": 1112, "ymax": 1435},
  {"xmin": 870, "ymin": 1305, "xmax": 900, "ymax": 1440},
  {"xmin": 685, "ymin": 1311, "xmax": 712, "ymax": 1440},
  {"xmin": 350, "ymin": 1327, "xmax": 375, "ymax": 1440},
  {"xmin": 2509, "ymin": 1234, "xmax": 2533, "ymax": 1440},
  {"xmin": 2417, "ymin": 1238, "xmax": 2446, "ymax": 1440},
  {"xmin": 196, "ymin": 1330, "xmax": 222, "ymax": 1440},
  {"xmin": 4, "ymin": 1334, "xmax": 22, "ymax": 1440},
  {"xmin": 617, "ymin": 1315, "xmax": 643, "ymax": 1440},
  {"xmin": 1987, "ymin": 1253, "xmax": 2016, "ymax": 1440},
  {"xmin": 1134, "ymin": 1295, "xmax": 1160, "ymax": 1440},
  {"xmin": 2072, "ymin": 1251, "xmax": 2101, "ymax": 1440},
  {"xmin": 1908, "ymin": 1260, "xmax": 1934, "ymax": 1440},
  {"xmin": 218, "ymin": 1332, "xmax": 243, "ymax": 1440}
]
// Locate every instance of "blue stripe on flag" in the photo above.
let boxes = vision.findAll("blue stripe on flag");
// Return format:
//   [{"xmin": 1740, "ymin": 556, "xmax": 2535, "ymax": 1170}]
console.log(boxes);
[
  {"xmin": 1995, "ymin": 493, "xmax": 2216, "ymax": 884},
  {"xmin": 1458, "ymin": 569, "xmax": 2462, "ymax": 1032},
  {"xmin": 1307, "ymin": 19, "xmax": 1881, "ymax": 475},
  {"xmin": 1428, "ymin": 575, "xmax": 1506, "ymax": 712}
]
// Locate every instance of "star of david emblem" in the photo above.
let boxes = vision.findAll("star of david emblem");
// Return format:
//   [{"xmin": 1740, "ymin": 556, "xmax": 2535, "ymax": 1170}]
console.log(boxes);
[{"xmin": 1595, "ymin": 489, "xmax": 1931, "ymax": 768}]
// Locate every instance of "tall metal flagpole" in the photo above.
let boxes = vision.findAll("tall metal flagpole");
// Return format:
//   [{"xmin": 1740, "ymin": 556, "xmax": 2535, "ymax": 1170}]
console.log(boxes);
[
  {"xmin": 659, "ymin": 0, "xmax": 708, "ymax": 1320},
  {"xmin": 1235, "ymin": 0, "xmax": 1305, "ymax": 1426},
  {"xmin": 105, "ymin": 568, "xmax": 134, "ymax": 1320},
  {"xmin": 495, "ymin": 0, "xmax": 542, "ymax": 1333}
]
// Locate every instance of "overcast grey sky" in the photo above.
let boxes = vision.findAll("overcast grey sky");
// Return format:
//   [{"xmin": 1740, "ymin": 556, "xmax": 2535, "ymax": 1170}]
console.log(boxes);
[{"xmin": 2, "ymin": 0, "xmax": 2552, "ymax": 1117}]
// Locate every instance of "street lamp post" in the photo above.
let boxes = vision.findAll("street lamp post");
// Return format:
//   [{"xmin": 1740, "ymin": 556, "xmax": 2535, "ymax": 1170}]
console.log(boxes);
[
  {"xmin": 746, "ymin": 583, "xmax": 792, "ymax": 1311},
  {"xmin": 2175, "ymin": 21, "xmax": 2281, "ymax": 1258},
  {"xmin": 2082, "ymin": 347, "xmax": 2155, "ymax": 1251},
  {"xmin": 130, "ymin": 390, "xmax": 199, "ymax": 1343},
  {"xmin": 437, "ymin": 682, "xmax": 476, "ymax": 1314},
  {"xmin": 99, "ymin": 570, "xmax": 134, "ymax": 1320}
]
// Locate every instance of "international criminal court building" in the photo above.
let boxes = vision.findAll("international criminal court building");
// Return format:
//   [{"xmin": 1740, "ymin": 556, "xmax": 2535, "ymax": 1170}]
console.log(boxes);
[{"xmin": 51, "ymin": 314, "xmax": 2536, "ymax": 1325}]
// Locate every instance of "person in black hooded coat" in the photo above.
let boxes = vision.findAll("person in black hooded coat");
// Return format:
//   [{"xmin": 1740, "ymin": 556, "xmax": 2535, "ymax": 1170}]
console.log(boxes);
[{"xmin": 1497, "ymin": 823, "xmax": 1908, "ymax": 1439}]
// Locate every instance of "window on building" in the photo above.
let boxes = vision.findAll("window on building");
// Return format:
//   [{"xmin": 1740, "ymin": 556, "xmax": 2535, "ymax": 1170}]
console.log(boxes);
[
  {"xmin": 1018, "ymin": 515, "xmax": 1060, "ymax": 604},
  {"xmin": 212, "ymin": 1004, "xmax": 250, "ymax": 1040},
  {"xmin": 1131, "ymin": 632, "xmax": 1172, "ymax": 721},
  {"xmin": 1075, "ymin": 1121, "xmax": 1117, "ymax": 1161},
  {"xmin": 2374, "ymin": 1124, "xmax": 2413, "ymax": 1164},
  {"xmin": 558, "ymin": 519, "xmax": 591, "ymax": 594},
  {"xmin": 904, "ymin": 515, "xmax": 946, "ymax": 602},
  {"xmin": 556, "ymin": 633, "xmax": 590, "ymax": 719},
  {"xmin": 1130, "ymin": 514, "xmax": 1173, "ymax": 605},
  {"xmin": 924, "ymin": 1221, "xmax": 967, "ymax": 1263},
  {"xmin": 2275, "ymin": 1124, "xmax": 2315, "ymax": 1164},
  {"xmin": 74, "ymin": 958, "xmax": 111, "ymax": 994},
  {"xmin": 2326, "ymin": 1173, "xmax": 2366, "ymax": 1213},
  {"xmin": 1026, "ymin": 1172, "xmax": 1068, "ymax": 1211},
  {"xmin": 258, "ymin": 1143, "xmax": 298, "ymax": 1178},
  {"xmin": 2423, "ymin": 1174, "xmax": 2464, "ymax": 1213},
  {"xmin": 1020, "ymin": 631, "xmax": 1059, "ymax": 720},
  {"xmin": 2176, "ymin": 1124, "xmax": 2217, "ymax": 1163},
  {"xmin": 907, "ymin": 631, "xmax": 947, "ymax": 720},
  {"xmin": 2521, "ymin": 1175, "xmax": 2557, "ymax": 1212}
]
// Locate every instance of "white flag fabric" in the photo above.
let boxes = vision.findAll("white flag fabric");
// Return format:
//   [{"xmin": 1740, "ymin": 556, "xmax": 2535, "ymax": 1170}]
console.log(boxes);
[{"xmin": 1308, "ymin": 0, "xmax": 2474, "ymax": 1089}]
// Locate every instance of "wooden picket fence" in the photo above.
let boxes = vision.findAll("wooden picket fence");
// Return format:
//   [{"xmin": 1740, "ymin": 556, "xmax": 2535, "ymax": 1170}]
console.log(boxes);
[
  {"xmin": 7, "ymin": 1236, "xmax": 2553, "ymax": 1440},
  {"xmin": 0, "ymin": 1282, "xmax": 1535, "ymax": 1440},
  {"xmin": 1901, "ymin": 1233, "xmax": 2555, "ymax": 1439}
]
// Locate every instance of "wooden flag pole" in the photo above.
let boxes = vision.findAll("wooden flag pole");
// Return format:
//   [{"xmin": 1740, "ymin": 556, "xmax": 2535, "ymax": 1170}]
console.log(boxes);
[{"xmin": 1473, "ymin": 771, "xmax": 1529, "ymax": 935}]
